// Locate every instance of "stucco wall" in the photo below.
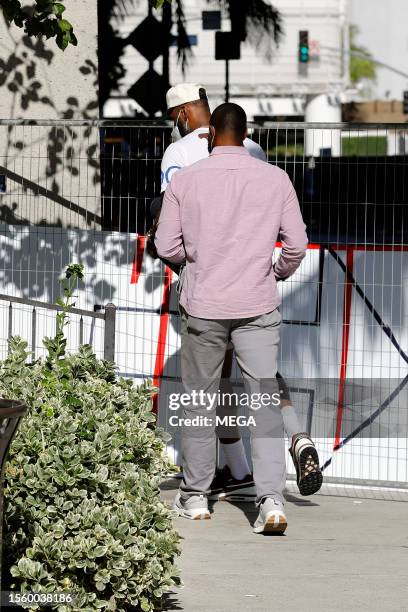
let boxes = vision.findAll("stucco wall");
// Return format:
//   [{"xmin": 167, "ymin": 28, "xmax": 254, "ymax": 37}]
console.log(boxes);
[{"xmin": 0, "ymin": 2, "xmax": 101, "ymax": 228}]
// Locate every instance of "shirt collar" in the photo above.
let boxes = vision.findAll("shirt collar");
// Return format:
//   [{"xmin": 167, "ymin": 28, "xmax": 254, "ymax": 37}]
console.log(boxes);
[{"xmin": 210, "ymin": 146, "xmax": 249, "ymax": 156}]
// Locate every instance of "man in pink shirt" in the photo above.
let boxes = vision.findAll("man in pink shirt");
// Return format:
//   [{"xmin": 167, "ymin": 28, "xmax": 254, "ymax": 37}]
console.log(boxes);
[{"xmin": 155, "ymin": 103, "xmax": 309, "ymax": 533}]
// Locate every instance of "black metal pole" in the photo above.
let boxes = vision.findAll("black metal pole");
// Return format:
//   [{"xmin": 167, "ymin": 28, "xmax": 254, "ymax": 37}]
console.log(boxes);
[
  {"xmin": 225, "ymin": 59, "xmax": 230, "ymax": 103},
  {"xmin": 148, "ymin": 0, "xmax": 154, "ymax": 118},
  {"xmin": 162, "ymin": 0, "xmax": 172, "ymax": 92}
]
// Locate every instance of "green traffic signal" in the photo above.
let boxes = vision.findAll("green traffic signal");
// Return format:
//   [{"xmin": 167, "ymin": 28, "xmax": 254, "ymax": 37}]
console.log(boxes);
[{"xmin": 298, "ymin": 30, "xmax": 309, "ymax": 63}]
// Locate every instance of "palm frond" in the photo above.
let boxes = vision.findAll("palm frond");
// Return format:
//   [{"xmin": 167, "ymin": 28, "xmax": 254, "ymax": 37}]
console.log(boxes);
[
  {"xmin": 245, "ymin": 0, "xmax": 283, "ymax": 61},
  {"xmin": 174, "ymin": 0, "xmax": 193, "ymax": 75},
  {"xmin": 212, "ymin": 0, "xmax": 283, "ymax": 61},
  {"xmin": 246, "ymin": 0, "xmax": 283, "ymax": 43},
  {"xmin": 112, "ymin": 0, "xmax": 140, "ymax": 20}
]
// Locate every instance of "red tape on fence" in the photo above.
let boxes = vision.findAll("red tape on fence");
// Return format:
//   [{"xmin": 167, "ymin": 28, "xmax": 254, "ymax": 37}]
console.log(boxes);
[
  {"xmin": 152, "ymin": 266, "xmax": 173, "ymax": 414},
  {"xmin": 130, "ymin": 235, "xmax": 145, "ymax": 284}
]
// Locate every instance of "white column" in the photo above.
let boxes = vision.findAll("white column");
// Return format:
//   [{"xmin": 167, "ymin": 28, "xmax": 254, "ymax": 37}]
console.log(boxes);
[
  {"xmin": 305, "ymin": 94, "xmax": 342, "ymax": 157},
  {"xmin": 387, "ymin": 129, "xmax": 408, "ymax": 156}
]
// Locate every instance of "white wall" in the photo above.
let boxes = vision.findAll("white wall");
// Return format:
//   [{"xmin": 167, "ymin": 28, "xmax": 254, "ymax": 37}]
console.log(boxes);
[
  {"xmin": 1, "ymin": 225, "xmax": 407, "ymax": 488},
  {"xmin": 0, "ymin": 2, "xmax": 99, "ymax": 120},
  {"xmin": 0, "ymin": 3, "xmax": 101, "ymax": 228}
]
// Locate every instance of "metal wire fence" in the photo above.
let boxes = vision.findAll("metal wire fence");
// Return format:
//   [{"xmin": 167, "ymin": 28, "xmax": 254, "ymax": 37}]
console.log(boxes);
[{"xmin": 0, "ymin": 119, "xmax": 407, "ymax": 496}]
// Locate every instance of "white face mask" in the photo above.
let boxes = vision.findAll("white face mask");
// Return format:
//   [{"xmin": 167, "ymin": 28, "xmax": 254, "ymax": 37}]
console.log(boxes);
[
  {"xmin": 171, "ymin": 124, "xmax": 182, "ymax": 143},
  {"xmin": 171, "ymin": 110, "xmax": 189, "ymax": 143}
]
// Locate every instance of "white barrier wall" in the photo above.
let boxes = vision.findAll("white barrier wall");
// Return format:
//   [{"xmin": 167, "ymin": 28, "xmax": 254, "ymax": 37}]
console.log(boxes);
[{"xmin": 0, "ymin": 225, "xmax": 407, "ymax": 489}]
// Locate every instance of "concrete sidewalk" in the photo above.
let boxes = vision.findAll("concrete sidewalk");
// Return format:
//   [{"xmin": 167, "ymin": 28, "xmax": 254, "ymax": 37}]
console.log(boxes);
[{"xmin": 161, "ymin": 480, "xmax": 408, "ymax": 612}]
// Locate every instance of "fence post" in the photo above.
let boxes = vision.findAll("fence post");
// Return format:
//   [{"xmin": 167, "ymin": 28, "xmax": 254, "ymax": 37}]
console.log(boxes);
[
  {"xmin": 0, "ymin": 399, "xmax": 27, "ymax": 598},
  {"xmin": 31, "ymin": 307, "xmax": 36, "ymax": 362},
  {"xmin": 103, "ymin": 303, "xmax": 116, "ymax": 362},
  {"xmin": 7, "ymin": 303, "xmax": 12, "ymax": 354}
]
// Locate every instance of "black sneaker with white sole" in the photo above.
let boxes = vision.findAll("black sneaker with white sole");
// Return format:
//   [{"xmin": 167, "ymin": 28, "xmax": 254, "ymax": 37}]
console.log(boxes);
[
  {"xmin": 208, "ymin": 465, "xmax": 256, "ymax": 502},
  {"xmin": 289, "ymin": 433, "xmax": 323, "ymax": 496}
]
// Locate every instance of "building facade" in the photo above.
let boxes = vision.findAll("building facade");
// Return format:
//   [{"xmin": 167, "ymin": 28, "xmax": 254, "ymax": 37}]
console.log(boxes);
[{"xmin": 106, "ymin": 0, "xmax": 349, "ymax": 124}]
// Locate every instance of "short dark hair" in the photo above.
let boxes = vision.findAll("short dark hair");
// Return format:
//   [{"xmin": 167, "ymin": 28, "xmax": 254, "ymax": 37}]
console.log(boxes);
[
  {"xmin": 188, "ymin": 89, "xmax": 210, "ymax": 113},
  {"xmin": 210, "ymin": 103, "xmax": 247, "ymax": 137},
  {"xmin": 189, "ymin": 98, "xmax": 210, "ymax": 111}
]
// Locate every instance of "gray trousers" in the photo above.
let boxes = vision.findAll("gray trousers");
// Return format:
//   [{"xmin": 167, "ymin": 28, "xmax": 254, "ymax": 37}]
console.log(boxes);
[{"xmin": 179, "ymin": 307, "xmax": 286, "ymax": 504}]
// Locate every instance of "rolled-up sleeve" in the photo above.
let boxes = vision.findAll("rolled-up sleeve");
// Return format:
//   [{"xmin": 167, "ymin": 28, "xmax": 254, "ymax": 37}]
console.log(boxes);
[
  {"xmin": 155, "ymin": 179, "xmax": 186, "ymax": 264},
  {"xmin": 274, "ymin": 172, "xmax": 308, "ymax": 281}
]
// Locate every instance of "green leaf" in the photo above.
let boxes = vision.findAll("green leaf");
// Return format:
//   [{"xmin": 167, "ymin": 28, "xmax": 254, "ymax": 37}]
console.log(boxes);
[
  {"xmin": 65, "ymin": 263, "xmax": 84, "ymax": 280},
  {"xmin": 0, "ymin": 264, "xmax": 181, "ymax": 610},
  {"xmin": 140, "ymin": 597, "xmax": 152, "ymax": 611},
  {"xmin": 53, "ymin": 3, "xmax": 66, "ymax": 16},
  {"xmin": 57, "ymin": 19, "xmax": 72, "ymax": 33}
]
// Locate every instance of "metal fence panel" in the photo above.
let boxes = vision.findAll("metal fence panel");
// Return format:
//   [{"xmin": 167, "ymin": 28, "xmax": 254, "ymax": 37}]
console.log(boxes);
[{"xmin": 0, "ymin": 119, "xmax": 407, "ymax": 496}]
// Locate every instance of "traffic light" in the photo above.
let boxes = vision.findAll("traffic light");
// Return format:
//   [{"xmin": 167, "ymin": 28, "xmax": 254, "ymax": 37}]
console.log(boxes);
[
  {"xmin": 404, "ymin": 91, "xmax": 408, "ymax": 114},
  {"xmin": 299, "ymin": 30, "xmax": 309, "ymax": 63}
]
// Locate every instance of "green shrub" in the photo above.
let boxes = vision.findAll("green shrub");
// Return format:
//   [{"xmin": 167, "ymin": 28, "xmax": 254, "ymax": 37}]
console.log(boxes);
[
  {"xmin": 0, "ymin": 265, "xmax": 181, "ymax": 611},
  {"xmin": 267, "ymin": 144, "xmax": 305, "ymax": 158},
  {"xmin": 341, "ymin": 135, "xmax": 387, "ymax": 156}
]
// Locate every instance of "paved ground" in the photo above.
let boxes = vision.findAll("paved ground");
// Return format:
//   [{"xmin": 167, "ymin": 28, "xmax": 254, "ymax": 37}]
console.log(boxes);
[{"xmin": 161, "ymin": 480, "xmax": 408, "ymax": 612}]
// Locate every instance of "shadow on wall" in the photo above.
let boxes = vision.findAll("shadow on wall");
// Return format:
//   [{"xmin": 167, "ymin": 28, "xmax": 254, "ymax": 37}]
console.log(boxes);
[
  {"xmin": 0, "ymin": 224, "xmax": 135, "ymax": 306},
  {"xmin": 0, "ymin": 31, "xmax": 100, "ymax": 228}
]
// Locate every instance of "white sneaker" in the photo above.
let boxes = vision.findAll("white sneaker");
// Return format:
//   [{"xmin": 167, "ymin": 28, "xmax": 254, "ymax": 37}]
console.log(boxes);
[
  {"xmin": 173, "ymin": 491, "xmax": 211, "ymax": 520},
  {"xmin": 253, "ymin": 498, "xmax": 287, "ymax": 534}
]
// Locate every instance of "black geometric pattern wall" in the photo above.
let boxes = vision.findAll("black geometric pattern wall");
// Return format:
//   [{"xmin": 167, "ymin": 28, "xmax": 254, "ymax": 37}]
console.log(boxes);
[{"xmin": 126, "ymin": 14, "xmax": 169, "ymax": 116}]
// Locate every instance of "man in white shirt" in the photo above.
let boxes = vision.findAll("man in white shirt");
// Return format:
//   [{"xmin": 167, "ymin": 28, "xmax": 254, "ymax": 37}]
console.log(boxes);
[
  {"xmin": 160, "ymin": 84, "xmax": 266, "ymax": 192},
  {"xmin": 154, "ymin": 84, "xmax": 322, "ymax": 501}
]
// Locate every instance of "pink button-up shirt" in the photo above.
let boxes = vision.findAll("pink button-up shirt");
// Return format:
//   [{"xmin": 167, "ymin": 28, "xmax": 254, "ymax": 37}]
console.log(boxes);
[{"xmin": 155, "ymin": 146, "xmax": 308, "ymax": 319}]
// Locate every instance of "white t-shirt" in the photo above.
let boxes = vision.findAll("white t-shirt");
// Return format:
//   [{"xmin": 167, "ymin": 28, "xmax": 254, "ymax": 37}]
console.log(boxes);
[{"xmin": 160, "ymin": 127, "xmax": 266, "ymax": 191}]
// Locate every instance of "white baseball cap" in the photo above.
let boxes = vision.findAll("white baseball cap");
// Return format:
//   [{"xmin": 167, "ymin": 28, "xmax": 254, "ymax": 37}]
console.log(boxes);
[{"xmin": 166, "ymin": 83, "xmax": 207, "ymax": 111}]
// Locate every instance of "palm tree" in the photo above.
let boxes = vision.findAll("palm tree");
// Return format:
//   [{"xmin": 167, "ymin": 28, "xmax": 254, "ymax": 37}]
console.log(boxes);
[
  {"xmin": 171, "ymin": 0, "xmax": 283, "ymax": 75},
  {"xmin": 98, "ymin": 1, "xmax": 127, "ymax": 114},
  {"xmin": 154, "ymin": 0, "xmax": 283, "ymax": 74},
  {"xmin": 219, "ymin": 0, "xmax": 283, "ymax": 59},
  {"xmin": 162, "ymin": 0, "xmax": 193, "ymax": 85},
  {"xmin": 349, "ymin": 25, "xmax": 376, "ymax": 85}
]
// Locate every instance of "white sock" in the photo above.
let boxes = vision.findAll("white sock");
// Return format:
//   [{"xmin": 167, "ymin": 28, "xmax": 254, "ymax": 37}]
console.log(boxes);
[
  {"xmin": 221, "ymin": 439, "xmax": 251, "ymax": 480},
  {"xmin": 281, "ymin": 404, "xmax": 302, "ymax": 441}
]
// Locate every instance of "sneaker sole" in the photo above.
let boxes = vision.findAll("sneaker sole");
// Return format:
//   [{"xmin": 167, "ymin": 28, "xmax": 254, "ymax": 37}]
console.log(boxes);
[
  {"xmin": 297, "ymin": 446, "xmax": 323, "ymax": 496},
  {"xmin": 253, "ymin": 515, "xmax": 287, "ymax": 534}
]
